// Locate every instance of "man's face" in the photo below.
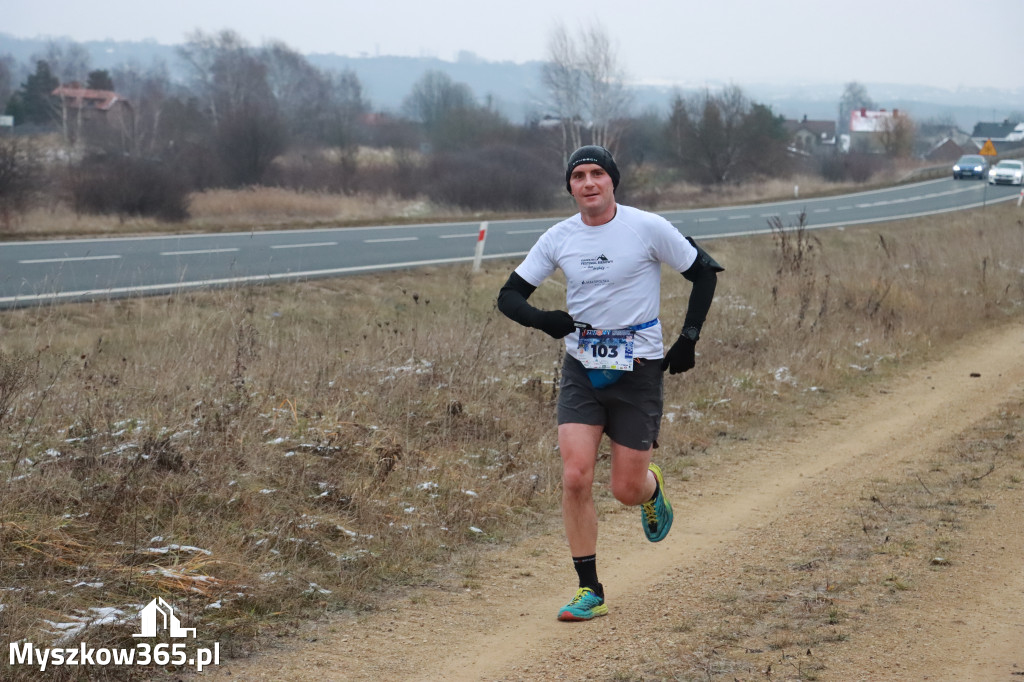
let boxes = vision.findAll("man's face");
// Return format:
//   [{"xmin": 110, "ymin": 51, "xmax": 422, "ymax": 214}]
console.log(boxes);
[{"xmin": 569, "ymin": 163, "xmax": 615, "ymax": 223}]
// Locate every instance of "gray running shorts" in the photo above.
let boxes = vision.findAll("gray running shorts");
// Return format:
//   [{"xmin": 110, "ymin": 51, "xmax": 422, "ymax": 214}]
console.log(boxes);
[{"xmin": 557, "ymin": 353, "xmax": 664, "ymax": 451}]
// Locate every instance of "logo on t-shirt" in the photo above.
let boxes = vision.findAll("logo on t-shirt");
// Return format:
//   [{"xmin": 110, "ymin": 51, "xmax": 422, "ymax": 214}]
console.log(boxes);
[
  {"xmin": 579, "ymin": 254, "xmax": 613, "ymax": 286},
  {"xmin": 580, "ymin": 254, "xmax": 613, "ymax": 271}
]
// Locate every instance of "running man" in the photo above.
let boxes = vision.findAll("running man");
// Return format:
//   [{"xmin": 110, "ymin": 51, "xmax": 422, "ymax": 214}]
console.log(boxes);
[{"xmin": 496, "ymin": 144, "xmax": 722, "ymax": 621}]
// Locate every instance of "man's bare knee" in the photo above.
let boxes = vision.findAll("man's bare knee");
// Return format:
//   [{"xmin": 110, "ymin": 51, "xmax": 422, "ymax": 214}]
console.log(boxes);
[
  {"xmin": 610, "ymin": 478, "xmax": 647, "ymax": 506},
  {"xmin": 562, "ymin": 465, "xmax": 594, "ymax": 497}
]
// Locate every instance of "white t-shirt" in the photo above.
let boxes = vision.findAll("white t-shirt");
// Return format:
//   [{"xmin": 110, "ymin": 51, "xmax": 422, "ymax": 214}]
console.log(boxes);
[{"xmin": 515, "ymin": 204, "xmax": 698, "ymax": 359}]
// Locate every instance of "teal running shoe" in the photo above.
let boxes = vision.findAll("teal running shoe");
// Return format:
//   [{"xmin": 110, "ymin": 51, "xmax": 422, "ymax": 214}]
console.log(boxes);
[
  {"xmin": 557, "ymin": 587, "xmax": 608, "ymax": 621},
  {"xmin": 641, "ymin": 463, "xmax": 673, "ymax": 542}
]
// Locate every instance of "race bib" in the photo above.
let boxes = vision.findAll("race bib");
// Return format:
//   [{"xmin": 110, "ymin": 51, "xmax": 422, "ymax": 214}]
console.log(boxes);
[{"xmin": 576, "ymin": 328, "xmax": 635, "ymax": 371}]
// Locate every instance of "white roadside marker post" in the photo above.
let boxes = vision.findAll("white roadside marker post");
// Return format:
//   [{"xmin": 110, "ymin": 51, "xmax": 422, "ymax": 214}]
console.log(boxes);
[{"xmin": 473, "ymin": 221, "xmax": 488, "ymax": 272}]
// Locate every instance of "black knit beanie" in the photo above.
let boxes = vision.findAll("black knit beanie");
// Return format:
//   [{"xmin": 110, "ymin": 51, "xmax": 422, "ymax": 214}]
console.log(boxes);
[{"xmin": 565, "ymin": 145, "xmax": 620, "ymax": 194}]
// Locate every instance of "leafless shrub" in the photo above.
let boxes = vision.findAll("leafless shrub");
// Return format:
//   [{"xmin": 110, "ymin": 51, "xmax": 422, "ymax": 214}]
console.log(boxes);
[
  {"xmin": 0, "ymin": 349, "xmax": 38, "ymax": 431},
  {"xmin": 424, "ymin": 144, "xmax": 559, "ymax": 211},
  {"xmin": 0, "ymin": 136, "xmax": 44, "ymax": 231},
  {"xmin": 264, "ymin": 148, "xmax": 360, "ymax": 194},
  {"xmin": 68, "ymin": 154, "xmax": 190, "ymax": 222},
  {"xmin": 769, "ymin": 211, "xmax": 825, "ymax": 330},
  {"xmin": 819, "ymin": 151, "xmax": 888, "ymax": 183}
]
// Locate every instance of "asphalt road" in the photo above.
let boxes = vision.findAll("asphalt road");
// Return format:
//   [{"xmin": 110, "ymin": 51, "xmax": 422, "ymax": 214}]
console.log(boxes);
[{"xmin": 0, "ymin": 178, "xmax": 1019, "ymax": 309}]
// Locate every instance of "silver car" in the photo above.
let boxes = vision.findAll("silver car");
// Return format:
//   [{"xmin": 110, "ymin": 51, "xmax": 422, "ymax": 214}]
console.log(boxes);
[{"xmin": 988, "ymin": 159, "xmax": 1024, "ymax": 186}]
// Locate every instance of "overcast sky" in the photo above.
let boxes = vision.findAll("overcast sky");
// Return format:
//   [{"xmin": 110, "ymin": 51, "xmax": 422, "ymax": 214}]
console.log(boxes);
[{"xmin": 5, "ymin": 0, "xmax": 1023, "ymax": 91}]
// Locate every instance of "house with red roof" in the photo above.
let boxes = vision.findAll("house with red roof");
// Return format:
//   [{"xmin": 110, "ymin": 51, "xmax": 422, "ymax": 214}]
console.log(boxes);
[{"xmin": 51, "ymin": 82, "xmax": 132, "ymax": 140}]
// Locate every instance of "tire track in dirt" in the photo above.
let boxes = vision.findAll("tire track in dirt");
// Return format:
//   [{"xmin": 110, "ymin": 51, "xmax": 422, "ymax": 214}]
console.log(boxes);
[{"xmin": 199, "ymin": 323, "xmax": 1024, "ymax": 681}]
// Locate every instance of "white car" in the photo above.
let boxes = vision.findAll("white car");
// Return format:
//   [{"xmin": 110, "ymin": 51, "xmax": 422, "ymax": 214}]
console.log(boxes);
[{"xmin": 988, "ymin": 159, "xmax": 1024, "ymax": 186}]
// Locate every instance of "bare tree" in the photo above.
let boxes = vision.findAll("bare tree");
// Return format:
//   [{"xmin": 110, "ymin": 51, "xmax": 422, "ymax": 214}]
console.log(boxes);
[
  {"xmin": 578, "ymin": 25, "xmax": 629, "ymax": 150},
  {"xmin": 41, "ymin": 41, "xmax": 90, "ymax": 85},
  {"xmin": 879, "ymin": 111, "xmax": 916, "ymax": 158},
  {"xmin": 178, "ymin": 30, "xmax": 254, "ymax": 128},
  {"xmin": 261, "ymin": 41, "xmax": 335, "ymax": 144},
  {"xmin": 109, "ymin": 62, "xmax": 174, "ymax": 156},
  {"xmin": 323, "ymin": 69, "xmax": 368, "ymax": 149},
  {"xmin": 402, "ymin": 70, "xmax": 504, "ymax": 152},
  {"xmin": 178, "ymin": 30, "xmax": 287, "ymax": 186},
  {"xmin": 668, "ymin": 85, "xmax": 752, "ymax": 184},
  {"xmin": 838, "ymin": 81, "xmax": 875, "ymax": 135},
  {"xmin": 403, "ymin": 70, "xmax": 475, "ymax": 128},
  {"xmin": 667, "ymin": 85, "xmax": 790, "ymax": 184},
  {"xmin": 39, "ymin": 41, "xmax": 91, "ymax": 146},
  {"xmin": 542, "ymin": 22, "xmax": 631, "ymax": 160},
  {"xmin": 542, "ymin": 25, "xmax": 585, "ymax": 156}
]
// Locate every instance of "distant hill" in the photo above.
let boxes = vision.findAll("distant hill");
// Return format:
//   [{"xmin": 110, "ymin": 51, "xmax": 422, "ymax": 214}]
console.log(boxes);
[
  {"xmin": 304, "ymin": 52, "xmax": 549, "ymax": 121},
  {"xmin": 2, "ymin": 32, "xmax": 1020, "ymax": 131}
]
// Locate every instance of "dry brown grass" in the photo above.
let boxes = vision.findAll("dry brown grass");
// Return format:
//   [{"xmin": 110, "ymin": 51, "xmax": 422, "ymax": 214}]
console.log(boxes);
[
  {"xmin": 1, "ymin": 165, "xmax": 939, "ymax": 242},
  {"xmin": 629, "ymin": 173, "xmax": 852, "ymax": 211},
  {"xmin": 623, "ymin": 159, "xmax": 944, "ymax": 212},
  {"xmin": 6, "ymin": 189, "xmax": 457, "ymax": 241},
  {"xmin": 0, "ymin": 200, "xmax": 1022, "ymax": 679},
  {"xmin": 186, "ymin": 188, "xmax": 453, "ymax": 229}
]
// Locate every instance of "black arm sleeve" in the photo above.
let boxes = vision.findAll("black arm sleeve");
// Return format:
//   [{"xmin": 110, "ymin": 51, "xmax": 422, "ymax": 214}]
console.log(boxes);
[
  {"xmin": 680, "ymin": 238, "xmax": 724, "ymax": 333},
  {"xmin": 497, "ymin": 271, "xmax": 541, "ymax": 328}
]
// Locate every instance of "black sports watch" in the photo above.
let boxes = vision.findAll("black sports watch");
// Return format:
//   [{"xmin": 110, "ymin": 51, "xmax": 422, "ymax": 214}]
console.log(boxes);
[{"xmin": 681, "ymin": 326, "xmax": 700, "ymax": 342}]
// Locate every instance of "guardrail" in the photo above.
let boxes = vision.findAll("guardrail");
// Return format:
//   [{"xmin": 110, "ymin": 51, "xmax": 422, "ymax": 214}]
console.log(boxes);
[{"xmin": 898, "ymin": 149, "xmax": 1024, "ymax": 184}]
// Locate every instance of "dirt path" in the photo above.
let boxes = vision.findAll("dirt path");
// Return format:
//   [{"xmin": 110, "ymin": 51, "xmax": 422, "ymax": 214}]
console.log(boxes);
[{"xmin": 198, "ymin": 324, "xmax": 1024, "ymax": 681}]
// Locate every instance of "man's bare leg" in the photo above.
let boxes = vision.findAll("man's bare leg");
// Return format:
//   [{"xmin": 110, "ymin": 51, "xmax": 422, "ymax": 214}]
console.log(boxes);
[{"xmin": 557, "ymin": 423, "xmax": 604, "ymax": 556}]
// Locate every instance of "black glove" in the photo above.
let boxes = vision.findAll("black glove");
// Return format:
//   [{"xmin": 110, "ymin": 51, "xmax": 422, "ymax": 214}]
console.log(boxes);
[
  {"xmin": 661, "ymin": 335, "xmax": 696, "ymax": 374},
  {"xmin": 533, "ymin": 310, "xmax": 577, "ymax": 339}
]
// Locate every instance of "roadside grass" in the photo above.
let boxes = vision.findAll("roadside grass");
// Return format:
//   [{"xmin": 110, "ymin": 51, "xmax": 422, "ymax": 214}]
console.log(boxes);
[
  {"xmin": 2, "ymin": 169, "xmax": 930, "ymax": 241},
  {"xmin": 6, "ymin": 189, "xmax": 458, "ymax": 240},
  {"xmin": 0, "ymin": 200, "xmax": 1021, "ymax": 680}
]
